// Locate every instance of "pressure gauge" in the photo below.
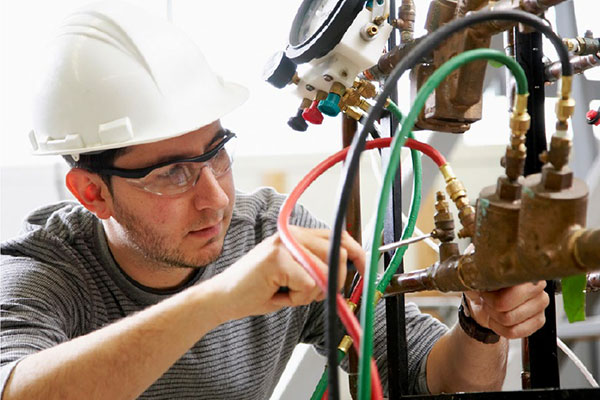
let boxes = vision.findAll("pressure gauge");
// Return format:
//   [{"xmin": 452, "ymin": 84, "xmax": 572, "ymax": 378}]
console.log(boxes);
[
  {"xmin": 286, "ymin": 0, "xmax": 365, "ymax": 64},
  {"xmin": 263, "ymin": 51, "xmax": 297, "ymax": 89}
]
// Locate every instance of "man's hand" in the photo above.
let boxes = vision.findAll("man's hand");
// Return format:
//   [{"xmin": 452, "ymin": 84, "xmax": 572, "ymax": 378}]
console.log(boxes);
[
  {"xmin": 427, "ymin": 281, "xmax": 550, "ymax": 393},
  {"xmin": 208, "ymin": 227, "xmax": 365, "ymax": 322},
  {"xmin": 464, "ymin": 281, "xmax": 550, "ymax": 339}
]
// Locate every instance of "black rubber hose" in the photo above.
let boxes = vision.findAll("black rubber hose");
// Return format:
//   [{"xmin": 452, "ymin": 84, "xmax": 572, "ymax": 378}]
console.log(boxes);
[{"xmin": 325, "ymin": 9, "xmax": 571, "ymax": 399}]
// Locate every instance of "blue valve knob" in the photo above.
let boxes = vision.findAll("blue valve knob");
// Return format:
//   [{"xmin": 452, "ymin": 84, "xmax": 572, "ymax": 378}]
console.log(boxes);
[{"xmin": 318, "ymin": 93, "xmax": 341, "ymax": 117}]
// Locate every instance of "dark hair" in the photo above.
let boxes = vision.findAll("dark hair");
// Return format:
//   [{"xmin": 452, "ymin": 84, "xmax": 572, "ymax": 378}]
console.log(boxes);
[{"xmin": 62, "ymin": 147, "xmax": 130, "ymax": 191}]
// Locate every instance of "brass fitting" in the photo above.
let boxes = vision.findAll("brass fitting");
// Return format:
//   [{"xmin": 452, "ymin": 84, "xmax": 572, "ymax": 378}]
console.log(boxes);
[
  {"xmin": 342, "ymin": 106, "xmax": 364, "ymax": 121},
  {"xmin": 338, "ymin": 335, "xmax": 354, "ymax": 353},
  {"xmin": 563, "ymin": 36, "xmax": 600, "ymax": 56},
  {"xmin": 341, "ymin": 87, "xmax": 361, "ymax": 108},
  {"xmin": 555, "ymin": 76, "xmax": 576, "ymax": 128},
  {"xmin": 571, "ymin": 229, "xmax": 600, "ymax": 270},
  {"xmin": 432, "ymin": 191, "xmax": 455, "ymax": 242},
  {"xmin": 398, "ymin": 0, "xmax": 416, "ymax": 43},
  {"xmin": 433, "ymin": 191, "xmax": 459, "ymax": 261},
  {"xmin": 546, "ymin": 135, "xmax": 572, "ymax": 171},
  {"xmin": 503, "ymin": 93, "xmax": 531, "ymax": 181},
  {"xmin": 315, "ymin": 90, "xmax": 328, "ymax": 102},
  {"xmin": 510, "ymin": 94, "xmax": 531, "ymax": 137},
  {"xmin": 355, "ymin": 80, "xmax": 377, "ymax": 99},
  {"xmin": 563, "ymin": 38, "xmax": 578, "ymax": 52},
  {"xmin": 300, "ymin": 98, "xmax": 312, "ymax": 110},
  {"xmin": 374, "ymin": 290, "xmax": 384, "ymax": 304},
  {"xmin": 346, "ymin": 299, "xmax": 357, "ymax": 313},
  {"xmin": 330, "ymin": 81, "xmax": 346, "ymax": 97},
  {"xmin": 361, "ymin": 23, "xmax": 379, "ymax": 40},
  {"xmin": 367, "ymin": 25, "xmax": 379, "ymax": 37},
  {"xmin": 440, "ymin": 164, "xmax": 476, "ymax": 238},
  {"xmin": 291, "ymin": 73, "xmax": 301, "ymax": 85},
  {"xmin": 373, "ymin": 15, "xmax": 386, "ymax": 26},
  {"xmin": 357, "ymin": 100, "xmax": 371, "ymax": 113}
]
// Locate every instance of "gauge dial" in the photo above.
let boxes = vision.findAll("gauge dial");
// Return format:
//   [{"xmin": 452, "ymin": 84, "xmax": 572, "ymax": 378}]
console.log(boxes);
[{"xmin": 287, "ymin": 0, "xmax": 364, "ymax": 64}]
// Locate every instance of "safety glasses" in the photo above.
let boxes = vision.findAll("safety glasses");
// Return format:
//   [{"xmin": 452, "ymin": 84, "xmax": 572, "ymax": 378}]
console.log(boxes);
[{"xmin": 96, "ymin": 130, "xmax": 237, "ymax": 196}]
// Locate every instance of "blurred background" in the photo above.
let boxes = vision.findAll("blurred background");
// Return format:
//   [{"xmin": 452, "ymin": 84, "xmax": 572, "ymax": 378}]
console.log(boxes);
[{"xmin": 1, "ymin": 1, "xmax": 598, "ymax": 398}]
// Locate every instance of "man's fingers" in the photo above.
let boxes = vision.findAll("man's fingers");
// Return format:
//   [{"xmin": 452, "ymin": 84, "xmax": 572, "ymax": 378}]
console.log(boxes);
[
  {"xmin": 464, "ymin": 290, "xmax": 483, "ymax": 306},
  {"xmin": 286, "ymin": 227, "xmax": 354, "ymax": 292},
  {"xmin": 278, "ymin": 254, "xmax": 323, "ymax": 306},
  {"xmin": 484, "ymin": 290, "xmax": 550, "ymax": 328},
  {"xmin": 488, "ymin": 312, "xmax": 547, "ymax": 339},
  {"xmin": 339, "ymin": 231, "xmax": 366, "ymax": 276},
  {"xmin": 287, "ymin": 227, "xmax": 365, "ymax": 277},
  {"xmin": 479, "ymin": 281, "xmax": 546, "ymax": 312}
]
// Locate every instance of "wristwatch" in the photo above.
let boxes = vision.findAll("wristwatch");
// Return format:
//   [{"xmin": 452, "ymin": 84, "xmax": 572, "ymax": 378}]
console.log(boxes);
[{"xmin": 458, "ymin": 294, "xmax": 501, "ymax": 344}]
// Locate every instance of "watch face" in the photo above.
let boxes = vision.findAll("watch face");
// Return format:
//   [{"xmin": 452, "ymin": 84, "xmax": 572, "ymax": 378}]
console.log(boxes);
[{"xmin": 294, "ymin": 0, "xmax": 339, "ymax": 46}]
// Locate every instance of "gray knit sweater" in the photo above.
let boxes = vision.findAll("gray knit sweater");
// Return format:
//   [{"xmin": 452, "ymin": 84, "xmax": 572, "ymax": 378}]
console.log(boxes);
[{"xmin": 1, "ymin": 187, "xmax": 447, "ymax": 399}]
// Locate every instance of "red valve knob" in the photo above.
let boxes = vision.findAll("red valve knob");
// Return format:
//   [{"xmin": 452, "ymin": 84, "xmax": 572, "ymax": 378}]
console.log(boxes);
[
  {"xmin": 302, "ymin": 101, "xmax": 324, "ymax": 125},
  {"xmin": 586, "ymin": 109, "xmax": 600, "ymax": 126}
]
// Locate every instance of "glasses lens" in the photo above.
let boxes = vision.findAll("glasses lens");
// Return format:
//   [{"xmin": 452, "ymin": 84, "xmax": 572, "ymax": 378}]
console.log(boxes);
[
  {"xmin": 125, "ymin": 133, "xmax": 236, "ymax": 196},
  {"xmin": 128, "ymin": 162, "xmax": 201, "ymax": 195},
  {"xmin": 209, "ymin": 137, "xmax": 236, "ymax": 176}
]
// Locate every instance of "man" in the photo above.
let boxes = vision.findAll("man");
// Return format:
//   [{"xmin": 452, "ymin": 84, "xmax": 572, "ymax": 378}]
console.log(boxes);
[{"xmin": 0, "ymin": 2, "xmax": 549, "ymax": 399}]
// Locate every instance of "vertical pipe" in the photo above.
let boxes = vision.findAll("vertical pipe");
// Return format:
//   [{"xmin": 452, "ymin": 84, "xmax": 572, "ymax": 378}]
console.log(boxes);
[
  {"xmin": 515, "ymin": 29, "xmax": 560, "ymax": 389},
  {"xmin": 384, "ymin": 1, "xmax": 408, "ymax": 397},
  {"xmin": 342, "ymin": 116, "xmax": 363, "ymax": 295},
  {"xmin": 342, "ymin": 115, "xmax": 361, "ymax": 400}
]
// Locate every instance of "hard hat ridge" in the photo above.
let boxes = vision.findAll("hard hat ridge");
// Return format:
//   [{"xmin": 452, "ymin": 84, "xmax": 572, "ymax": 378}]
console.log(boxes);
[
  {"xmin": 30, "ymin": 0, "xmax": 249, "ymax": 158},
  {"xmin": 57, "ymin": 9, "xmax": 160, "ymax": 90}
]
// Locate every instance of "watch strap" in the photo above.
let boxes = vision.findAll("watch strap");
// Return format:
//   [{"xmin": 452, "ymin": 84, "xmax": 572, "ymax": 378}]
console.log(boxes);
[{"xmin": 458, "ymin": 294, "xmax": 501, "ymax": 344}]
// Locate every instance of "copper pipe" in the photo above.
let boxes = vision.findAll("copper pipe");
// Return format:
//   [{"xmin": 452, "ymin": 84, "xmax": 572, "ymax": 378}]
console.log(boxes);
[
  {"xmin": 385, "ymin": 269, "xmax": 436, "ymax": 295},
  {"xmin": 545, "ymin": 54, "xmax": 600, "ymax": 84},
  {"xmin": 384, "ymin": 255, "xmax": 473, "ymax": 296},
  {"xmin": 588, "ymin": 272, "xmax": 600, "ymax": 292},
  {"xmin": 342, "ymin": 115, "xmax": 362, "ymax": 296},
  {"xmin": 573, "ymin": 229, "xmax": 600, "ymax": 271},
  {"xmin": 398, "ymin": 0, "xmax": 415, "ymax": 44},
  {"xmin": 384, "ymin": 227, "xmax": 600, "ymax": 297},
  {"xmin": 521, "ymin": 0, "xmax": 568, "ymax": 14},
  {"xmin": 341, "ymin": 115, "xmax": 360, "ymax": 400},
  {"xmin": 366, "ymin": 38, "xmax": 424, "ymax": 80}
]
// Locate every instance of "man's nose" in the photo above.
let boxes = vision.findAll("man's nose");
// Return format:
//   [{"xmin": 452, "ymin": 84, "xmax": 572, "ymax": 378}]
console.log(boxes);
[{"xmin": 191, "ymin": 166, "xmax": 230, "ymax": 211}]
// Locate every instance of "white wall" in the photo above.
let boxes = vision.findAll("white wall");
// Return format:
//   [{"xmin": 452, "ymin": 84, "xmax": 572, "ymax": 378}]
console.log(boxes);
[{"xmin": 1, "ymin": 1, "xmax": 599, "ymax": 398}]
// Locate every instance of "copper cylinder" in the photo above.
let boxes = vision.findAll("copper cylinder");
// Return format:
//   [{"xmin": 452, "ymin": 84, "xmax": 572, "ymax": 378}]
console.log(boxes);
[
  {"xmin": 425, "ymin": 0, "xmax": 457, "ymax": 33},
  {"xmin": 573, "ymin": 229, "xmax": 600, "ymax": 270},
  {"xmin": 517, "ymin": 173, "xmax": 588, "ymax": 276},
  {"xmin": 471, "ymin": 182, "xmax": 521, "ymax": 287}
]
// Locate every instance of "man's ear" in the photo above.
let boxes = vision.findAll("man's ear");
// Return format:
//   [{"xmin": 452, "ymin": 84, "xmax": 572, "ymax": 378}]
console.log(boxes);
[{"xmin": 65, "ymin": 169, "xmax": 113, "ymax": 219}]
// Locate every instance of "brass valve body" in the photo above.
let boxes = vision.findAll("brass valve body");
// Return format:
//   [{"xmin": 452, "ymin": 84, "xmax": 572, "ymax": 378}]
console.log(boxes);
[
  {"xmin": 472, "ymin": 184, "xmax": 521, "ymax": 287},
  {"xmin": 517, "ymin": 173, "xmax": 588, "ymax": 273},
  {"xmin": 463, "ymin": 173, "xmax": 589, "ymax": 291}
]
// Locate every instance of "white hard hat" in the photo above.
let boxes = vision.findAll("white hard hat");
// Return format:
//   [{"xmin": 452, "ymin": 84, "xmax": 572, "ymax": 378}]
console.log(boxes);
[{"xmin": 29, "ymin": 0, "xmax": 249, "ymax": 157}]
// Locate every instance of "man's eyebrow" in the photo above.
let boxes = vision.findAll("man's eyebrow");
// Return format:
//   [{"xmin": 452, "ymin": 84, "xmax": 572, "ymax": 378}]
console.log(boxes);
[
  {"xmin": 206, "ymin": 130, "xmax": 228, "ymax": 147},
  {"xmin": 145, "ymin": 130, "xmax": 229, "ymax": 166}
]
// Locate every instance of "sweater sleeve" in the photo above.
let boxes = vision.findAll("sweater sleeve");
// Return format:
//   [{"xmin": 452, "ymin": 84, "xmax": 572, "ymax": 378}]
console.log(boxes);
[
  {"xmin": 300, "ymin": 299, "xmax": 448, "ymax": 395},
  {"xmin": 0, "ymin": 254, "xmax": 91, "ymax": 396}
]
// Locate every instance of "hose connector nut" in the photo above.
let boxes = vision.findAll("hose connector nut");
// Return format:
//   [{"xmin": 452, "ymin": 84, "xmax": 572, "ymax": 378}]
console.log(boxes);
[
  {"xmin": 510, "ymin": 112, "xmax": 531, "ymax": 136},
  {"xmin": 555, "ymin": 97, "xmax": 576, "ymax": 123}
]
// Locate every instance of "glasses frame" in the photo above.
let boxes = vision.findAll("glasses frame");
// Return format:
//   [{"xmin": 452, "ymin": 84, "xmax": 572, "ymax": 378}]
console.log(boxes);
[{"xmin": 94, "ymin": 130, "xmax": 237, "ymax": 179}]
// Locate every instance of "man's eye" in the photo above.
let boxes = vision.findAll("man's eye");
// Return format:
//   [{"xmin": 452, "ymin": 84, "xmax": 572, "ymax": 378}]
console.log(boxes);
[{"xmin": 157, "ymin": 164, "xmax": 192, "ymax": 186}]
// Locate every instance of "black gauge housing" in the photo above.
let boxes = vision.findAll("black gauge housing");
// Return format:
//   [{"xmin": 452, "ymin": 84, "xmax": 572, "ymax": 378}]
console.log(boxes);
[
  {"xmin": 263, "ymin": 51, "xmax": 297, "ymax": 88},
  {"xmin": 286, "ymin": 0, "xmax": 365, "ymax": 64}
]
